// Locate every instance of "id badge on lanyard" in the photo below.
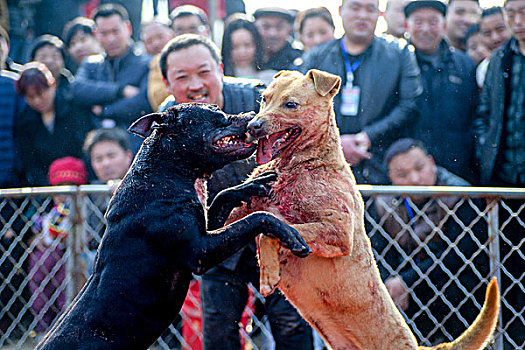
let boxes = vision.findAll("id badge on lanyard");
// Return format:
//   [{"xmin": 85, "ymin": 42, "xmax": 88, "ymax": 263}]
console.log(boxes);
[{"xmin": 340, "ymin": 40, "xmax": 361, "ymax": 117}]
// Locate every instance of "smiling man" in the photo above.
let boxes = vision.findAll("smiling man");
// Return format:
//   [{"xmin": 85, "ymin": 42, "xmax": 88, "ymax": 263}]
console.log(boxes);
[
  {"xmin": 445, "ymin": 0, "xmax": 481, "ymax": 51},
  {"xmin": 158, "ymin": 33, "xmax": 314, "ymax": 350},
  {"xmin": 404, "ymin": 0, "xmax": 479, "ymax": 183}
]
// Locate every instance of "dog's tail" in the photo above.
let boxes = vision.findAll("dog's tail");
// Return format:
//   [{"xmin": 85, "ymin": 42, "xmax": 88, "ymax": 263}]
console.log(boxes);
[{"xmin": 419, "ymin": 277, "xmax": 500, "ymax": 350}]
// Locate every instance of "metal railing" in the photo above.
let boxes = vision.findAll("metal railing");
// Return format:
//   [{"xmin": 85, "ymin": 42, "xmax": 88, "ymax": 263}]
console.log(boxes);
[{"xmin": 0, "ymin": 185, "xmax": 523, "ymax": 349}]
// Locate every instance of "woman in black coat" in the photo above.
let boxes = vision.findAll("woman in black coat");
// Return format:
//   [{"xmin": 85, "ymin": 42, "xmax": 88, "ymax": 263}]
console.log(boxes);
[{"xmin": 15, "ymin": 62, "xmax": 95, "ymax": 186}]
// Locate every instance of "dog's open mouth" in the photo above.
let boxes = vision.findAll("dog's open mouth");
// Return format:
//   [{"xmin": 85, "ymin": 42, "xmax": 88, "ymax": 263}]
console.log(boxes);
[
  {"xmin": 256, "ymin": 127, "xmax": 301, "ymax": 164},
  {"xmin": 212, "ymin": 132, "xmax": 255, "ymax": 154}
]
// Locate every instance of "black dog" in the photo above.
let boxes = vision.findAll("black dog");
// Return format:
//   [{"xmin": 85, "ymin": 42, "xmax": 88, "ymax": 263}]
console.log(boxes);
[{"xmin": 36, "ymin": 104, "xmax": 310, "ymax": 349}]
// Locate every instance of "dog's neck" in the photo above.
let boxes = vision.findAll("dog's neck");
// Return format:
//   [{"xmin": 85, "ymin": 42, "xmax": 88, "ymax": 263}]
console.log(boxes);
[
  {"xmin": 276, "ymin": 113, "xmax": 344, "ymax": 172},
  {"xmin": 132, "ymin": 136, "xmax": 206, "ymax": 182}
]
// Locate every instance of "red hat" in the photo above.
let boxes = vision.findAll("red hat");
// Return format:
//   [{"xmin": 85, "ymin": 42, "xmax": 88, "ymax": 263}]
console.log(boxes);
[{"xmin": 48, "ymin": 157, "xmax": 88, "ymax": 185}]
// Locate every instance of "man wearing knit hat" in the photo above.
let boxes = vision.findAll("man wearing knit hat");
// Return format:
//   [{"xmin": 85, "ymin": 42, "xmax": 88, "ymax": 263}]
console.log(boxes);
[
  {"xmin": 404, "ymin": 0, "xmax": 479, "ymax": 183},
  {"xmin": 29, "ymin": 157, "xmax": 88, "ymax": 339}
]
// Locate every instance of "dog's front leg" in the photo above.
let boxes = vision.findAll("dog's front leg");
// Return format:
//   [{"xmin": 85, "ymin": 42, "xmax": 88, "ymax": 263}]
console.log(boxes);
[
  {"xmin": 193, "ymin": 212, "xmax": 310, "ymax": 275},
  {"xmin": 208, "ymin": 172, "xmax": 277, "ymax": 230},
  {"xmin": 258, "ymin": 235, "xmax": 281, "ymax": 296}
]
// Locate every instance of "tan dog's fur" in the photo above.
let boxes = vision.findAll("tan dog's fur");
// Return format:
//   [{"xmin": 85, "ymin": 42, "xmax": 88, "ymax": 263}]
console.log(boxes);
[{"xmin": 229, "ymin": 69, "xmax": 500, "ymax": 350}]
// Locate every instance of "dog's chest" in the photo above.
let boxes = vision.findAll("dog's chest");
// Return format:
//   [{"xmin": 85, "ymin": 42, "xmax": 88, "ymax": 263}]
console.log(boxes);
[{"xmin": 252, "ymin": 173, "xmax": 307, "ymax": 225}]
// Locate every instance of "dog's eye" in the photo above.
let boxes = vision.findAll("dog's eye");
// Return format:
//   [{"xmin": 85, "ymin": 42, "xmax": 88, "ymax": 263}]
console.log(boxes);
[
  {"xmin": 260, "ymin": 95, "xmax": 267, "ymax": 104},
  {"xmin": 284, "ymin": 101, "xmax": 299, "ymax": 109}
]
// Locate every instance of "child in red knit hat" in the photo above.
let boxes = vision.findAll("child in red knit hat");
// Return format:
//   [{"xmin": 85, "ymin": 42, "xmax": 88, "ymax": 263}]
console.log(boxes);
[{"xmin": 28, "ymin": 157, "xmax": 87, "ymax": 337}]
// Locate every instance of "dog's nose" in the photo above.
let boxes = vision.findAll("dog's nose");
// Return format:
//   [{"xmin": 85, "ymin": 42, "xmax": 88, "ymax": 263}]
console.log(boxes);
[{"xmin": 247, "ymin": 118, "xmax": 265, "ymax": 138}]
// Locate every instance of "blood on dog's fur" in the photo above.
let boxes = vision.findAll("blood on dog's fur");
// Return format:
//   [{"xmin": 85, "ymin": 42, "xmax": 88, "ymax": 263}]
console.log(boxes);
[
  {"xmin": 36, "ymin": 104, "xmax": 310, "ymax": 349},
  {"xmin": 230, "ymin": 69, "xmax": 500, "ymax": 350}
]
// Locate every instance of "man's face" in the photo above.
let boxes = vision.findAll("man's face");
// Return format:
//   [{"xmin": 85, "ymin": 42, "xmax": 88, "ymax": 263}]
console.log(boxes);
[
  {"xmin": 255, "ymin": 16, "xmax": 292, "ymax": 55},
  {"xmin": 480, "ymin": 12, "xmax": 511, "ymax": 51},
  {"xmin": 466, "ymin": 32, "xmax": 491, "ymax": 64},
  {"xmin": 388, "ymin": 147, "xmax": 437, "ymax": 186},
  {"xmin": 384, "ymin": 0, "xmax": 410, "ymax": 38},
  {"xmin": 504, "ymin": 0, "xmax": 525, "ymax": 44},
  {"xmin": 90, "ymin": 140, "xmax": 132, "ymax": 182},
  {"xmin": 33, "ymin": 45, "xmax": 65, "ymax": 80},
  {"xmin": 171, "ymin": 15, "xmax": 210, "ymax": 37},
  {"xmin": 340, "ymin": 0, "xmax": 380, "ymax": 44},
  {"xmin": 141, "ymin": 22, "xmax": 175, "ymax": 55},
  {"xmin": 95, "ymin": 14, "xmax": 132, "ymax": 59},
  {"xmin": 407, "ymin": 8, "xmax": 446, "ymax": 54},
  {"xmin": 68, "ymin": 30, "xmax": 103, "ymax": 64},
  {"xmin": 165, "ymin": 44, "xmax": 224, "ymax": 108},
  {"xmin": 446, "ymin": 0, "xmax": 481, "ymax": 45}
]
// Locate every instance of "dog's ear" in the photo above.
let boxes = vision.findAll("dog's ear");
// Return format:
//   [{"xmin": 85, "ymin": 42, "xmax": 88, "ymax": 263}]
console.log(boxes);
[
  {"xmin": 307, "ymin": 69, "xmax": 341, "ymax": 98},
  {"xmin": 273, "ymin": 70, "xmax": 294, "ymax": 80},
  {"xmin": 128, "ymin": 112, "xmax": 166, "ymax": 138}
]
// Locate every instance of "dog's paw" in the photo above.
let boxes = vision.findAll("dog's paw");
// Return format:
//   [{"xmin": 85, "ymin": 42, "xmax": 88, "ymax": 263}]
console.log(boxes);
[
  {"xmin": 237, "ymin": 171, "xmax": 278, "ymax": 200},
  {"xmin": 281, "ymin": 227, "xmax": 311, "ymax": 258}
]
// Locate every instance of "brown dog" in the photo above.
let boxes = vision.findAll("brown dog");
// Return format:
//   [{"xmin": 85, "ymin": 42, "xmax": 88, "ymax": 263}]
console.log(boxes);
[{"xmin": 228, "ymin": 69, "xmax": 500, "ymax": 350}]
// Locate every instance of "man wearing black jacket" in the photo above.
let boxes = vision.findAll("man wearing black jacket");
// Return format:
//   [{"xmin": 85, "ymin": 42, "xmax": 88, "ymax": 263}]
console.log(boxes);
[
  {"xmin": 474, "ymin": 0, "xmax": 525, "ymax": 346},
  {"xmin": 404, "ymin": 0, "xmax": 479, "ymax": 183},
  {"xmin": 71, "ymin": 3, "xmax": 151, "ymax": 130},
  {"xmin": 158, "ymin": 34, "xmax": 313, "ymax": 350},
  {"xmin": 299, "ymin": 0, "xmax": 422, "ymax": 185}
]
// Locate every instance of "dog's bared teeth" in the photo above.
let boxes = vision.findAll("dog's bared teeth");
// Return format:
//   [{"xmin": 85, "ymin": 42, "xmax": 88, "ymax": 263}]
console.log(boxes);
[{"xmin": 216, "ymin": 134, "xmax": 247, "ymax": 148}]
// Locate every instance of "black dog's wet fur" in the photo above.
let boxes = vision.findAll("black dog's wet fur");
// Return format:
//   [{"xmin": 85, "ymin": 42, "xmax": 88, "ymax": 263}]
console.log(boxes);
[{"xmin": 37, "ymin": 104, "xmax": 310, "ymax": 349}]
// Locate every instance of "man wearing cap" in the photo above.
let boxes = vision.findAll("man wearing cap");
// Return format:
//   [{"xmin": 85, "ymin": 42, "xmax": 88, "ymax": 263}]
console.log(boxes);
[
  {"xmin": 169, "ymin": 4, "xmax": 211, "ymax": 38},
  {"xmin": 404, "ymin": 0, "xmax": 479, "ymax": 183},
  {"xmin": 254, "ymin": 7, "xmax": 302, "ymax": 70},
  {"xmin": 299, "ymin": 0, "xmax": 422, "ymax": 185}
]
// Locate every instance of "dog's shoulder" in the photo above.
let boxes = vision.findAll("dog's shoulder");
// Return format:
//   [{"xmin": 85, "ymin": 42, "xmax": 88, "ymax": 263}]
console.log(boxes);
[{"xmin": 106, "ymin": 176, "xmax": 204, "ymax": 224}]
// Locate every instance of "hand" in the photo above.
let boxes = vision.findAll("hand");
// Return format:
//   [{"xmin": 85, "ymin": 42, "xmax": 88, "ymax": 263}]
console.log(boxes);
[
  {"xmin": 385, "ymin": 276, "xmax": 409, "ymax": 310},
  {"xmin": 122, "ymin": 85, "xmax": 140, "ymax": 98},
  {"xmin": 4, "ymin": 229, "xmax": 14, "ymax": 239},
  {"xmin": 340, "ymin": 132, "xmax": 371, "ymax": 166},
  {"xmin": 92, "ymin": 105, "xmax": 102, "ymax": 116}
]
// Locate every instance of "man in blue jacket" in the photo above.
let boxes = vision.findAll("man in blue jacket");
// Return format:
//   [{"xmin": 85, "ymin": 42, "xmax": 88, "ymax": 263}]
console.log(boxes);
[
  {"xmin": 404, "ymin": 0, "xmax": 479, "ymax": 183},
  {"xmin": 0, "ymin": 25, "xmax": 25, "ymax": 188},
  {"xmin": 299, "ymin": 0, "xmax": 422, "ymax": 184},
  {"xmin": 71, "ymin": 3, "xmax": 152, "ymax": 130}
]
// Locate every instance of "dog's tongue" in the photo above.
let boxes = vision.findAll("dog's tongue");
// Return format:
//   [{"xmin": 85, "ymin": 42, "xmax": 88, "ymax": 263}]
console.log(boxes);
[{"xmin": 256, "ymin": 133, "xmax": 283, "ymax": 165}]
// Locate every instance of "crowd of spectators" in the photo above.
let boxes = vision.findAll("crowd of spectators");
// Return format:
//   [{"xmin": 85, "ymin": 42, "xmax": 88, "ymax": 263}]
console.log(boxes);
[{"xmin": 0, "ymin": 0, "xmax": 524, "ymax": 348}]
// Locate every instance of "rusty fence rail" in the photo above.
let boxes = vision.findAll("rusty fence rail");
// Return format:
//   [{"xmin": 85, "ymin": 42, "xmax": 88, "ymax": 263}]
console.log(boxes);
[{"xmin": 0, "ymin": 185, "xmax": 523, "ymax": 349}]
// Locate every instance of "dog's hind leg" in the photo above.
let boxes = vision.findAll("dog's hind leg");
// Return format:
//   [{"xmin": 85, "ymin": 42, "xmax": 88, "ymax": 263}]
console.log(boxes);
[{"xmin": 258, "ymin": 235, "xmax": 281, "ymax": 296}]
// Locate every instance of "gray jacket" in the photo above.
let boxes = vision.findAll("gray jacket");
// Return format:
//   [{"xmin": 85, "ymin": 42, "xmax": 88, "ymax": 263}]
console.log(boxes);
[{"xmin": 299, "ymin": 37, "xmax": 422, "ymax": 184}]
